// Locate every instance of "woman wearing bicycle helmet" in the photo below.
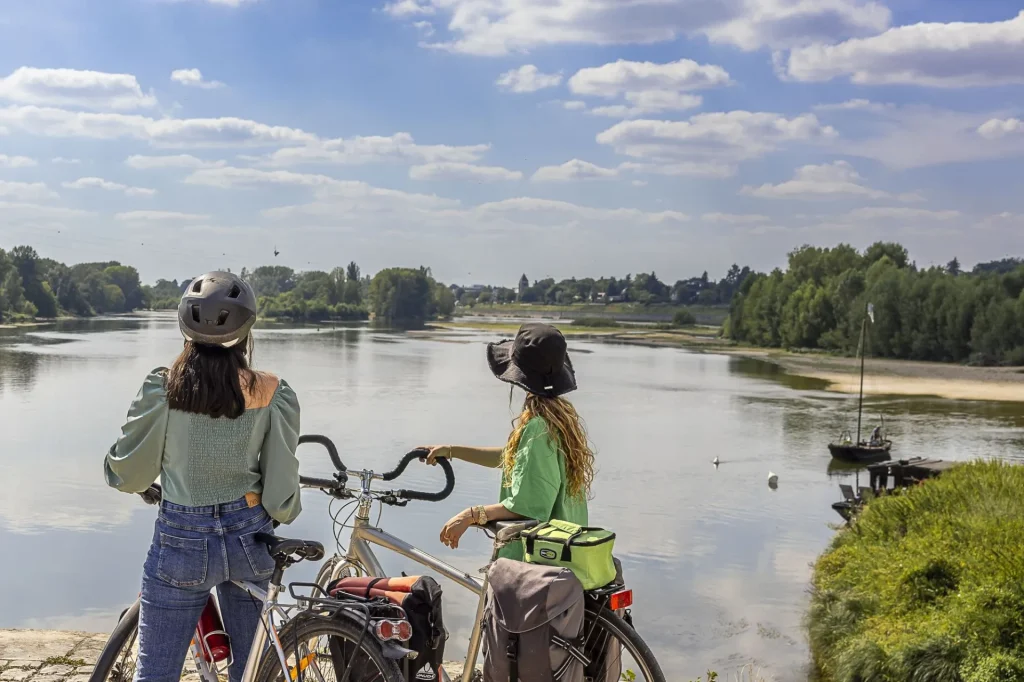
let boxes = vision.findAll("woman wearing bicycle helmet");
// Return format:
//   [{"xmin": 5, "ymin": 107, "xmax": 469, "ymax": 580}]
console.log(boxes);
[
  {"xmin": 104, "ymin": 271, "xmax": 301, "ymax": 682},
  {"xmin": 423, "ymin": 323, "xmax": 593, "ymax": 559}
]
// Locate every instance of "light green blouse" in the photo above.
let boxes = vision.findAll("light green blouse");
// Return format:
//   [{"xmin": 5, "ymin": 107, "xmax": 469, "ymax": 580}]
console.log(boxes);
[{"xmin": 104, "ymin": 368, "xmax": 303, "ymax": 525}]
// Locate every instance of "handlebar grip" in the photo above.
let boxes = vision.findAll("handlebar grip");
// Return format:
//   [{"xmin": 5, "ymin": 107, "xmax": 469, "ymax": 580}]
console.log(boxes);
[
  {"xmin": 380, "ymin": 449, "xmax": 431, "ymax": 481},
  {"xmin": 300, "ymin": 476, "xmax": 341, "ymax": 489},
  {"xmin": 396, "ymin": 458, "xmax": 455, "ymax": 502},
  {"xmin": 298, "ymin": 435, "xmax": 346, "ymax": 473}
]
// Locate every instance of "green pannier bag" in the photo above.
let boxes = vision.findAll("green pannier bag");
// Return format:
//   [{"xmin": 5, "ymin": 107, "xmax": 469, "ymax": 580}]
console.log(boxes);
[{"xmin": 521, "ymin": 519, "xmax": 617, "ymax": 591}]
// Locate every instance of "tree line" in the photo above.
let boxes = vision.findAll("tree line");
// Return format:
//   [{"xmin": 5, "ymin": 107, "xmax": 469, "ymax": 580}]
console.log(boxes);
[
  {"xmin": 727, "ymin": 244, "xmax": 1024, "ymax": 366},
  {"xmin": 456, "ymin": 264, "xmax": 754, "ymax": 308},
  {"xmin": 0, "ymin": 245, "xmax": 455, "ymax": 326}
]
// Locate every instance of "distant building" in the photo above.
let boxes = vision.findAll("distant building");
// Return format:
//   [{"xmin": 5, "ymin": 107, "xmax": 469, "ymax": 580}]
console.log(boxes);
[{"xmin": 518, "ymin": 274, "xmax": 529, "ymax": 300}]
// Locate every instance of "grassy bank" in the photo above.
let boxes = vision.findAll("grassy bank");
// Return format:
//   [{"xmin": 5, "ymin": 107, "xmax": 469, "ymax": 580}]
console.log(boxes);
[{"xmin": 809, "ymin": 461, "xmax": 1024, "ymax": 682}]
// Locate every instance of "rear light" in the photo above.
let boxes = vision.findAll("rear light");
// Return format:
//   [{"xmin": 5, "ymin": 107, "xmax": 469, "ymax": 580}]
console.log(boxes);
[
  {"xmin": 609, "ymin": 589, "xmax": 633, "ymax": 611},
  {"xmin": 373, "ymin": 619, "xmax": 412, "ymax": 642}
]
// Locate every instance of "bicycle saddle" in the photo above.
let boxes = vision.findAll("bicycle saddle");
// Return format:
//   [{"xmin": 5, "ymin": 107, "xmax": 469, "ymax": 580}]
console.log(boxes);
[{"xmin": 255, "ymin": 533, "xmax": 325, "ymax": 563}]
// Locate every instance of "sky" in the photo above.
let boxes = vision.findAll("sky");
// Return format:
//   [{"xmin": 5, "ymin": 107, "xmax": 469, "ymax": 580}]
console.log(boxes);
[{"xmin": 0, "ymin": 0, "xmax": 1022, "ymax": 287}]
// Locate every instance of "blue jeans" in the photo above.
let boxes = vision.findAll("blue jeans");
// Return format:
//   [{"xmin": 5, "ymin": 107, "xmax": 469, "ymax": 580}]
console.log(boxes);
[{"xmin": 136, "ymin": 498, "xmax": 277, "ymax": 682}]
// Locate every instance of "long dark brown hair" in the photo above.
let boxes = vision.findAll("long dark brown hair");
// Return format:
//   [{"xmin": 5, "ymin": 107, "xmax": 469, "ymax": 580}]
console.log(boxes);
[{"xmin": 166, "ymin": 337, "xmax": 257, "ymax": 419}]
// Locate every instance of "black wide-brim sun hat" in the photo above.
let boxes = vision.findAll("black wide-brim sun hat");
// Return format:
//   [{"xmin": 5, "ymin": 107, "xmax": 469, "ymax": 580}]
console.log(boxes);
[{"xmin": 486, "ymin": 323, "xmax": 577, "ymax": 398}]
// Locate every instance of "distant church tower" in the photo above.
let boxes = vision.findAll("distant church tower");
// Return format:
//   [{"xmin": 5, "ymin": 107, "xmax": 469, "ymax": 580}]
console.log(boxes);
[{"xmin": 518, "ymin": 274, "xmax": 529, "ymax": 300}]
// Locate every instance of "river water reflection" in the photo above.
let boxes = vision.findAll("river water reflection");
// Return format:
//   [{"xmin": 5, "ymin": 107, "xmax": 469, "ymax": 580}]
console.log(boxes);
[{"xmin": 2, "ymin": 314, "xmax": 1022, "ymax": 680}]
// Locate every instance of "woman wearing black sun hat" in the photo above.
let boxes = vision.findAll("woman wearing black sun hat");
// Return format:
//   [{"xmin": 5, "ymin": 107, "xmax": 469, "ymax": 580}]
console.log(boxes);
[{"xmin": 422, "ymin": 323, "xmax": 594, "ymax": 560}]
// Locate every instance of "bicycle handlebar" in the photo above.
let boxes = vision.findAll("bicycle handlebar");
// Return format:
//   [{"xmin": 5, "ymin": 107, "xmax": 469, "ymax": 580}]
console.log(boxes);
[
  {"xmin": 380, "ymin": 449, "xmax": 456, "ymax": 502},
  {"xmin": 298, "ymin": 434, "xmax": 347, "ymax": 473}
]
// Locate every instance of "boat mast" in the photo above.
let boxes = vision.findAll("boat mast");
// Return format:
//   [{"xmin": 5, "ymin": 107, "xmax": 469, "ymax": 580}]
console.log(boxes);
[{"xmin": 857, "ymin": 306, "xmax": 867, "ymax": 445}]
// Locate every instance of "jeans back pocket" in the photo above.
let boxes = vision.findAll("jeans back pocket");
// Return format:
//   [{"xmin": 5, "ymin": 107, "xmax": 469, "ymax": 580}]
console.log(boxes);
[
  {"xmin": 239, "ymin": 524, "xmax": 276, "ymax": 580},
  {"xmin": 156, "ymin": 533, "xmax": 209, "ymax": 588}
]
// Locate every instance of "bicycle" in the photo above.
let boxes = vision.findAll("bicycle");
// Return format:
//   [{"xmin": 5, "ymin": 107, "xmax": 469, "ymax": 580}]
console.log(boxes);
[
  {"xmin": 299, "ymin": 434, "xmax": 666, "ymax": 682},
  {"xmin": 88, "ymin": 467, "xmax": 449, "ymax": 682}
]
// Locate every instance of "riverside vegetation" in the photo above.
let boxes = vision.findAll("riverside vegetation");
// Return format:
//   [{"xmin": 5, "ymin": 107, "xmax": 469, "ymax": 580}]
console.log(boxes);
[
  {"xmin": 727, "ymin": 243, "xmax": 1024, "ymax": 367},
  {"xmin": 809, "ymin": 461, "xmax": 1024, "ymax": 682}
]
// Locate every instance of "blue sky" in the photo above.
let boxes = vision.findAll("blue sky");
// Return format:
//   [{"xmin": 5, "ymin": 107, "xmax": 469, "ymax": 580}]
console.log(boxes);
[{"xmin": 0, "ymin": 0, "xmax": 1022, "ymax": 286}]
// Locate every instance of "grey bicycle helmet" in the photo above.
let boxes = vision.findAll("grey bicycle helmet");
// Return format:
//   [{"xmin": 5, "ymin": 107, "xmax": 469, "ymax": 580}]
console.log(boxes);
[{"xmin": 178, "ymin": 271, "xmax": 257, "ymax": 348}]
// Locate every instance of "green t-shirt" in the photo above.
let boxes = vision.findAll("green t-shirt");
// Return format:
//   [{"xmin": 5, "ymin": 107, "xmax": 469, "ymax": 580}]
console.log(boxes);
[{"xmin": 498, "ymin": 416, "xmax": 588, "ymax": 561}]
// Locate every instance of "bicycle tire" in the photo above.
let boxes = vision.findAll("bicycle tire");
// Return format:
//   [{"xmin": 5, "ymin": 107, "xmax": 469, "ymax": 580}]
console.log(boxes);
[
  {"xmin": 254, "ymin": 613, "xmax": 403, "ymax": 682},
  {"xmin": 88, "ymin": 600, "xmax": 141, "ymax": 682},
  {"xmin": 586, "ymin": 607, "xmax": 666, "ymax": 682}
]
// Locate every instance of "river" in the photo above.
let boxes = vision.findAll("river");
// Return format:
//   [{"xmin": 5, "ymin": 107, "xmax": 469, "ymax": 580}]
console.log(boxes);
[{"xmin": 2, "ymin": 313, "xmax": 1022, "ymax": 680}]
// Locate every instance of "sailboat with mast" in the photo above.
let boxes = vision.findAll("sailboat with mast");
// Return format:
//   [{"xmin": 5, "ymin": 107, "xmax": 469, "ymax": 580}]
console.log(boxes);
[{"xmin": 828, "ymin": 302, "xmax": 893, "ymax": 463}]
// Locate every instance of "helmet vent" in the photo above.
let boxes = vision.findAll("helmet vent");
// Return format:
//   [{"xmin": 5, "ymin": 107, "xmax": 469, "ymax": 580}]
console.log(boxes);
[
  {"xmin": 190, "ymin": 304, "xmax": 201, "ymax": 323},
  {"xmin": 228, "ymin": 284, "xmax": 241, "ymax": 299},
  {"xmin": 216, "ymin": 310, "xmax": 230, "ymax": 326},
  {"xmin": 191, "ymin": 278, "xmax": 203, "ymax": 293}
]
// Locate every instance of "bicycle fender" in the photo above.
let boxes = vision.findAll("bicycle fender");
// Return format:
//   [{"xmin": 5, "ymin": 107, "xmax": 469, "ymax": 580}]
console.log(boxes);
[{"xmin": 379, "ymin": 640, "xmax": 415, "ymax": 661}]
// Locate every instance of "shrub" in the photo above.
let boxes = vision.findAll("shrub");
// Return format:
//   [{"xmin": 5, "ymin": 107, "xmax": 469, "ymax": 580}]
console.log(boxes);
[
  {"xmin": 808, "ymin": 461, "xmax": 1024, "ymax": 682},
  {"xmin": 571, "ymin": 317, "xmax": 621, "ymax": 328},
  {"xmin": 673, "ymin": 310, "xmax": 697, "ymax": 327}
]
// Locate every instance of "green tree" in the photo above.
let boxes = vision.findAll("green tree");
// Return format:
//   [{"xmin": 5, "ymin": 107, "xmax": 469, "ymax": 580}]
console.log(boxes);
[
  {"xmin": 103, "ymin": 265, "xmax": 146, "ymax": 310},
  {"xmin": 10, "ymin": 246, "xmax": 58, "ymax": 317},
  {"xmin": 247, "ymin": 266, "xmax": 295, "ymax": 297},
  {"xmin": 368, "ymin": 267, "xmax": 433, "ymax": 325}
]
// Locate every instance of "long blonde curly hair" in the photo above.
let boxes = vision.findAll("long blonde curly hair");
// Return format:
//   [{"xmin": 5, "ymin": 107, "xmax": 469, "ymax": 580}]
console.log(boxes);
[{"xmin": 502, "ymin": 394, "xmax": 595, "ymax": 500}]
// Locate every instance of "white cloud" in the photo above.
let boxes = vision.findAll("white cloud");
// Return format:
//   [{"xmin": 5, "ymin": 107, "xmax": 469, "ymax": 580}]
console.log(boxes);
[
  {"xmin": 170, "ymin": 68, "xmax": 226, "ymax": 90},
  {"xmin": 818, "ymin": 103, "xmax": 1024, "ymax": 169},
  {"xmin": 845, "ymin": 207, "xmax": 961, "ymax": 221},
  {"xmin": 469, "ymin": 197, "xmax": 689, "ymax": 225},
  {"xmin": 115, "ymin": 210, "xmax": 211, "ymax": 222},
  {"xmin": 413, "ymin": 21, "xmax": 435, "ymax": 36},
  {"xmin": 126, "ymin": 154, "xmax": 226, "ymax": 169},
  {"xmin": 590, "ymin": 92, "xmax": 703, "ymax": 118},
  {"xmin": 786, "ymin": 11, "xmax": 1024, "ymax": 87},
  {"xmin": 531, "ymin": 159, "xmax": 618, "ymax": 182},
  {"xmin": 813, "ymin": 99, "xmax": 892, "ymax": 113},
  {"xmin": 496, "ymin": 65, "xmax": 563, "ymax": 93},
  {"xmin": 383, "ymin": 0, "xmax": 434, "ymax": 17},
  {"xmin": 62, "ymin": 177, "xmax": 157, "ymax": 197},
  {"xmin": 570, "ymin": 58, "xmax": 730, "ymax": 98},
  {"xmin": 51, "ymin": 157, "xmax": 81, "ymax": 165},
  {"xmin": 618, "ymin": 161, "xmax": 737, "ymax": 178},
  {"xmin": 0, "ymin": 201, "xmax": 92, "ymax": 223},
  {"xmin": 741, "ymin": 161, "xmax": 921, "ymax": 201},
  {"xmin": 185, "ymin": 166, "xmax": 461, "ymax": 209},
  {"xmin": 597, "ymin": 111, "xmax": 837, "ymax": 165},
  {"xmin": 562, "ymin": 100, "xmax": 587, "ymax": 111},
  {"xmin": 409, "ymin": 162, "xmax": 523, "ymax": 182},
  {"xmin": 0, "ymin": 154, "xmax": 37, "ymax": 168},
  {"xmin": 397, "ymin": 0, "xmax": 891, "ymax": 55},
  {"xmin": 632, "ymin": 180, "xmax": 648, "ymax": 187},
  {"xmin": 977, "ymin": 118, "xmax": 1022, "ymax": 140},
  {"xmin": 705, "ymin": 0, "xmax": 890, "ymax": 51},
  {"xmin": 701, "ymin": 212, "xmax": 772, "ymax": 224},
  {"xmin": 259, "ymin": 132, "xmax": 489, "ymax": 166},
  {"xmin": 0, "ymin": 105, "xmax": 318, "ymax": 147},
  {"xmin": 0, "ymin": 180, "xmax": 57, "ymax": 200},
  {"xmin": 0, "ymin": 67, "xmax": 157, "ymax": 110}
]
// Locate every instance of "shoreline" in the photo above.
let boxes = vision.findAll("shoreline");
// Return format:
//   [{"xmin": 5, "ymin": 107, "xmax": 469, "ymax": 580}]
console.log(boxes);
[{"xmin": 434, "ymin": 320, "xmax": 1024, "ymax": 403}]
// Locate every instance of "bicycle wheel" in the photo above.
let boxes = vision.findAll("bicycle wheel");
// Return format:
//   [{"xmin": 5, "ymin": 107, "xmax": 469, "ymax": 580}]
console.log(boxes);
[
  {"xmin": 88, "ymin": 601, "xmax": 141, "ymax": 682},
  {"xmin": 584, "ymin": 608, "xmax": 666, "ymax": 682},
  {"xmin": 254, "ymin": 613, "xmax": 403, "ymax": 682}
]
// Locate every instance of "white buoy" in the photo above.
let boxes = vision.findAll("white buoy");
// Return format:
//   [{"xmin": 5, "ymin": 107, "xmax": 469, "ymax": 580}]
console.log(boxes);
[
  {"xmin": 713, "ymin": 456, "xmax": 720, "ymax": 465},
  {"xmin": 768, "ymin": 471, "xmax": 779, "ymax": 488}
]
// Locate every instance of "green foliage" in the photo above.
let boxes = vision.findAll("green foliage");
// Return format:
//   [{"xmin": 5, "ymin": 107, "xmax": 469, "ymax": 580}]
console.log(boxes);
[
  {"xmin": 253, "ymin": 267, "xmax": 369, "ymax": 322},
  {"xmin": 808, "ymin": 461, "xmax": 1024, "ymax": 682},
  {"xmin": 729, "ymin": 242, "xmax": 1024, "ymax": 365},
  {"xmin": 369, "ymin": 267, "xmax": 435, "ymax": 325},
  {"xmin": 10, "ymin": 246, "xmax": 59, "ymax": 317},
  {"xmin": 673, "ymin": 310, "xmax": 697, "ymax": 327}
]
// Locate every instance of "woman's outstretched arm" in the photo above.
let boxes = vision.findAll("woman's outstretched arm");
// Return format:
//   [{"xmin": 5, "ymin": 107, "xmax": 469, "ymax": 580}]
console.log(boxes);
[{"xmin": 423, "ymin": 445, "xmax": 503, "ymax": 469}]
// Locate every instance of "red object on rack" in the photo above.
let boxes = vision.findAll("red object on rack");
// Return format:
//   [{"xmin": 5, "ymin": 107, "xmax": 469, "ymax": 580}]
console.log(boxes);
[{"xmin": 196, "ymin": 596, "xmax": 231, "ymax": 663}]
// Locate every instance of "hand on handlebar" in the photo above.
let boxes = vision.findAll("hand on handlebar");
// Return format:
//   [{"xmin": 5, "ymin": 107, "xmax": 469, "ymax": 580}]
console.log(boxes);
[{"xmin": 420, "ymin": 446, "xmax": 452, "ymax": 466}]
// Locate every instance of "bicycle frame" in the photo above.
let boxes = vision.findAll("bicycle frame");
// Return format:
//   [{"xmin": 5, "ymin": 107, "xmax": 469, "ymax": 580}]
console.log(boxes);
[
  {"xmin": 187, "ymin": 581, "xmax": 292, "ymax": 682},
  {"xmin": 324, "ymin": 493, "xmax": 497, "ymax": 682}
]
